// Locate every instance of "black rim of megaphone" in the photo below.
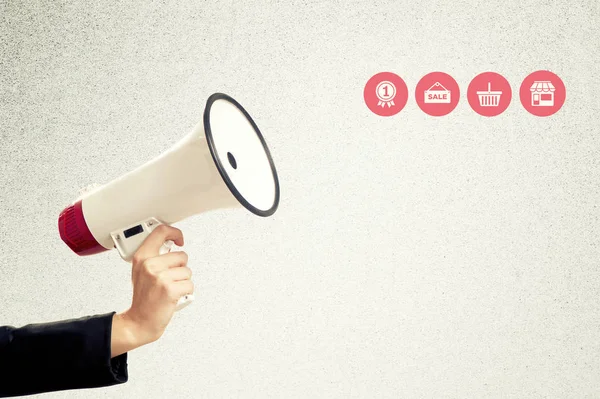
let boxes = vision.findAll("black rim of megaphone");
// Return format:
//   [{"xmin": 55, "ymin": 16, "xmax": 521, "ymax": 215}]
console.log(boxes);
[{"xmin": 203, "ymin": 92, "xmax": 280, "ymax": 217}]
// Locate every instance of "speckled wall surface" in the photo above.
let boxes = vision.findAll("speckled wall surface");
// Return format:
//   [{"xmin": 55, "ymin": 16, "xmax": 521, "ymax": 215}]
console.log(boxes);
[{"xmin": 1, "ymin": 0, "xmax": 599, "ymax": 398}]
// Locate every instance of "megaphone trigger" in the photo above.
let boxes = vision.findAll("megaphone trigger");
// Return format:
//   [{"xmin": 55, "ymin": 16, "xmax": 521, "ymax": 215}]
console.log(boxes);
[
  {"xmin": 176, "ymin": 293, "xmax": 194, "ymax": 311},
  {"xmin": 159, "ymin": 239, "xmax": 174, "ymax": 255}
]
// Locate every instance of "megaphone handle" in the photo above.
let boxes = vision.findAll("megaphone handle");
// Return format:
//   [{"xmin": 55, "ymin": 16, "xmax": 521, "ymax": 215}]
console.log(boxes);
[
  {"xmin": 158, "ymin": 238, "xmax": 195, "ymax": 312},
  {"xmin": 111, "ymin": 217, "xmax": 195, "ymax": 311}
]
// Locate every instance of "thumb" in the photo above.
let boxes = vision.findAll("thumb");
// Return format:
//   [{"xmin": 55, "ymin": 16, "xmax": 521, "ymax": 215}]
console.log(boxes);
[{"xmin": 134, "ymin": 224, "xmax": 184, "ymax": 264}]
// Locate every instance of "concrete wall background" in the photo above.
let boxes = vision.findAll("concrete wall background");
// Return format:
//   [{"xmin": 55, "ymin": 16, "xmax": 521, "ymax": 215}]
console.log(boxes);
[{"xmin": 1, "ymin": 0, "xmax": 599, "ymax": 397}]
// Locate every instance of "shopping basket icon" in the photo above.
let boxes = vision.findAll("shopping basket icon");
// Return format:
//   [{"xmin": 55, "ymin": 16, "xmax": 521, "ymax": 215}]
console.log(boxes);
[{"xmin": 477, "ymin": 82, "xmax": 502, "ymax": 107}]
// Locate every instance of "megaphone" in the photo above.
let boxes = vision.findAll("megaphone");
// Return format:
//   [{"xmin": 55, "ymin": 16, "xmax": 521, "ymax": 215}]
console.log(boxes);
[{"xmin": 58, "ymin": 93, "xmax": 280, "ymax": 310}]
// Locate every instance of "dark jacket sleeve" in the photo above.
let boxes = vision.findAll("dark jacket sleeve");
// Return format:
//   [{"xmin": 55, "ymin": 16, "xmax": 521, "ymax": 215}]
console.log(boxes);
[{"xmin": 0, "ymin": 312, "xmax": 128, "ymax": 397}]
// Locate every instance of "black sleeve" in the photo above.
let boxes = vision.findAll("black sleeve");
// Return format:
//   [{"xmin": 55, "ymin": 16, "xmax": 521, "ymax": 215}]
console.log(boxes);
[{"xmin": 0, "ymin": 312, "xmax": 128, "ymax": 397}]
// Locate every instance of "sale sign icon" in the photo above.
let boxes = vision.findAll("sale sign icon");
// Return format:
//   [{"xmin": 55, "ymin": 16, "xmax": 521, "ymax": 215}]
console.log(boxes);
[
  {"xmin": 424, "ymin": 82, "xmax": 451, "ymax": 104},
  {"xmin": 415, "ymin": 72, "xmax": 460, "ymax": 116}
]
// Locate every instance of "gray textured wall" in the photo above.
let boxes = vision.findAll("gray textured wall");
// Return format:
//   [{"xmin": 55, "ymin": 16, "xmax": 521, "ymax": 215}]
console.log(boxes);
[{"xmin": 1, "ymin": 0, "xmax": 599, "ymax": 398}]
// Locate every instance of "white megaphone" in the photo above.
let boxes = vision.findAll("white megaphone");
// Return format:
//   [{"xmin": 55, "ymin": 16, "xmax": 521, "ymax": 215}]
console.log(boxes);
[{"xmin": 58, "ymin": 93, "xmax": 280, "ymax": 311}]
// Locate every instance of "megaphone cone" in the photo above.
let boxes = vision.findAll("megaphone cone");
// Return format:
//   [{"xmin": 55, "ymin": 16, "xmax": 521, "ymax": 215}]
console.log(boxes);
[{"xmin": 58, "ymin": 93, "xmax": 280, "ymax": 262}]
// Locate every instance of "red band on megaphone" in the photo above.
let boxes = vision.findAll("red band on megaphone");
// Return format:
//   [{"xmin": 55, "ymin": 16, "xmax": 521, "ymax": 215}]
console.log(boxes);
[{"xmin": 58, "ymin": 199, "xmax": 109, "ymax": 256}]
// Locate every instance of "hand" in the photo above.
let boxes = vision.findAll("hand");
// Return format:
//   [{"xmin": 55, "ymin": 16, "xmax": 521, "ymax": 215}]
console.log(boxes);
[{"xmin": 111, "ymin": 224, "xmax": 194, "ymax": 357}]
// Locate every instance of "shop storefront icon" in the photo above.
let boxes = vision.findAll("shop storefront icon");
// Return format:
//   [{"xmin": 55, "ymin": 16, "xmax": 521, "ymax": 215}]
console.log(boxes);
[
  {"xmin": 424, "ymin": 82, "xmax": 451, "ymax": 104},
  {"xmin": 530, "ymin": 80, "xmax": 555, "ymax": 107}
]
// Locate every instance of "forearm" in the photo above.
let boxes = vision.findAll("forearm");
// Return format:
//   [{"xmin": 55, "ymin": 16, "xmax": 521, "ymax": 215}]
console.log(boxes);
[{"xmin": 0, "ymin": 312, "xmax": 128, "ymax": 397}]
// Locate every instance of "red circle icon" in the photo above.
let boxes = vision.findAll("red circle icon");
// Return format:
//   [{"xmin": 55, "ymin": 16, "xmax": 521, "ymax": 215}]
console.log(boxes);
[
  {"xmin": 415, "ymin": 72, "xmax": 459, "ymax": 116},
  {"xmin": 364, "ymin": 72, "xmax": 408, "ymax": 116},
  {"xmin": 519, "ymin": 70, "xmax": 566, "ymax": 117},
  {"xmin": 467, "ymin": 72, "xmax": 512, "ymax": 117}
]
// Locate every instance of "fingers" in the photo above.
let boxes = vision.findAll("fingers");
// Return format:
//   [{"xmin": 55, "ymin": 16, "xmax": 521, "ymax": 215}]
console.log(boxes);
[
  {"xmin": 142, "ymin": 251, "xmax": 189, "ymax": 274},
  {"xmin": 161, "ymin": 266, "xmax": 192, "ymax": 282},
  {"xmin": 171, "ymin": 280, "xmax": 194, "ymax": 298},
  {"xmin": 133, "ymin": 224, "xmax": 184, "ymax": 264}
]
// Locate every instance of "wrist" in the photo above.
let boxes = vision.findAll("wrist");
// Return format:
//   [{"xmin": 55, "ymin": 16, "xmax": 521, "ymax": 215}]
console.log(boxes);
[{"xmin": 111, "ymin": 311, "xmax": 155, "ymax": 358}]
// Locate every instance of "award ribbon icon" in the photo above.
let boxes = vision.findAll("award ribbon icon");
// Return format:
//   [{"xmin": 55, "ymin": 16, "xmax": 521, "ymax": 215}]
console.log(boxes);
[
  {"xmin": 364, "ymin": 72, "xmax": 408, "ymax": 116},
  {"xmin": 376, "ymin": 81, "xmax": 396, "ymax": 107}
]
